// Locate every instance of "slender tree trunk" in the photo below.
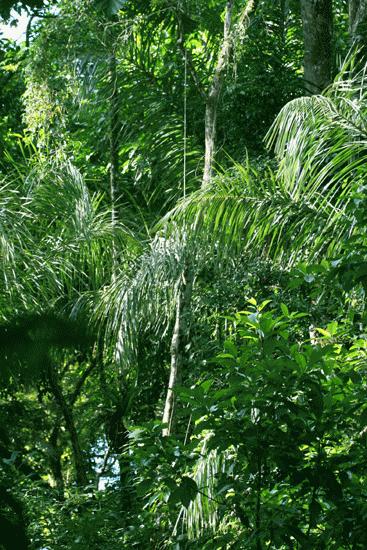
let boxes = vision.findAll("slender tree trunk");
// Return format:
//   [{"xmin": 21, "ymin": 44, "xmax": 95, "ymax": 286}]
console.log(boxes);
[
  {"xmin": 48, "ymin": 359, "xmax": 97, "ymax": 500},
  {"xmin": 162, "ymin": 2, "xmax": 256, "ymax": 435},
  {"xmin": 176, "ymin": 0, "xmax": 256, "ymax": 185},
  {"xmin": 48, "ymin": 421, "xmax": 65, "ymax": 499},
  {"xmin": 162, "ymin": 269, "xmax": 193, "ymax": 436},
  {"xmin": 162, "ymin": 2, "xmax": 257, "ymax": 436},
  {"xmin": 349, "ymin": 0, "xmax": 367, "ymax": 54},
  {"xmin": 350, "ymin": 0, "xmax": 360, "ymax": 29},
  {"xmin": 300, "ymin": 0, "xmax": 333, "ymax": 95},
  {"xmin": 46, "ymin": 360, "xmax": 96, "ymax": 494},
  {"xmin": 162, "ymin": 295, "xmax": 182, "ymax": 436},
  {"xmin": 48, "ymin": 368, "xmax": 88, "ymax": 486},
  {"xmin": 202, "ymin": 0, "xmax": 256, "ymax": 186},
  {"xmin": 203, "ymin": 1, "xmax": 234, "ymax": 186}
]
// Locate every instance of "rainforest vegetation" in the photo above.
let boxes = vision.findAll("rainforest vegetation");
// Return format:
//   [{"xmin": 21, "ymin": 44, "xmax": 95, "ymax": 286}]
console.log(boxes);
[{"xmin": 1, "ymin": 0, "xmax": 367, "ymax": 548}]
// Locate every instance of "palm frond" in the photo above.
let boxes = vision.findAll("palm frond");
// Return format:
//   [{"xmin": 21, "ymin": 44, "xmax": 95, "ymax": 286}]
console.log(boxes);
[
  {"xmin": 94, "ymin": 228, "xmax": 192, "ymax": 366},
  {"xmin": 161, "ymin": 160, "xmax": 351, "ymax": 267},
  {"xmin": 267, "ymin": 59, "xmax": 367, "ymax": 196},
  {"xmin": 161, "ymin": 61, "xmax": 367, "ymax": 265},
  {"xmin": 183, "ymin": 448, "xmax": 223, "ymax": 539},
  {"xmin": 177, "ymin": 435, "xmax": 235, "ymax": 540},
  {"xmin": 0, "ymin": 160, "xmax": 135, "ymax": 319}
]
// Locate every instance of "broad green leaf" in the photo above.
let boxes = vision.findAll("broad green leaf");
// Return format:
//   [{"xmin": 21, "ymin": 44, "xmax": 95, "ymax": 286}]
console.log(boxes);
[{"xmin": 169, "ymin": 477, "xmax": 198, "ymax": 509}]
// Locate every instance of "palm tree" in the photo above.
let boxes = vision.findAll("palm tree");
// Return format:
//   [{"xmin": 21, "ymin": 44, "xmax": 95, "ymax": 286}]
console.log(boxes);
[
  {"xmin": 165, "ymin": 58, "xmax": 367, "ymax": 539},
  {"xmin": 168, "ymin": 59, "xmax": 367, "ymax": 262},
  {"xmin": 0, "ymin": 155, "xmax": 135, "ymax": 488},
  {"xmin": 0, "ymin": 157, "xmax": 124, "ymax": 306},
  {"xmin": 96, "ymin": 59, "xmax": 367, "ymax": 446}
]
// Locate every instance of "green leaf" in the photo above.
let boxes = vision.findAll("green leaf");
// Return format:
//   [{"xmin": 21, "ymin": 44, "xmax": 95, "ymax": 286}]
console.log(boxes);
[
  {"xmin": 258, "ymin": 299, "xmax": 272, "ymax": 311},
  {"xmin": 180, "ymin": 477, "xmax": 199, "ymax": 507},
  {"xmin": 326, "ymin": 321, "xmax": 338, "ymax": 336},
  {"xmin": 169, "ymin": 477, "xmax": 198, "ymax": 508},
  {"xmin": 215, "ymin": 353, "xmax": 237, "ymax": 367},
  {"xmin": 292, "ymin": 312, "xmax": 310, "ymax": 319},
  {"xmin": 200, "ymin": 379, "xmax": 214, "ymax": 393},
  {"xmin": 260, "ymin": 316, "xmax": 275, "ymax": 333},
  {"xmin": 224, "ymin": 340, "xmax": 237, "ymax": 357},
  {"xmin": 294, "ymin": 351, "xmax": 306, "ymax": 371}
]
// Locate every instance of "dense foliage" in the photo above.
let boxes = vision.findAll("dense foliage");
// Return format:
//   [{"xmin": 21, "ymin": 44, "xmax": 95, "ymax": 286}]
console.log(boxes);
[{"xmin": 1, "ymin": 1, "xmax": 367, "ymax": 549}]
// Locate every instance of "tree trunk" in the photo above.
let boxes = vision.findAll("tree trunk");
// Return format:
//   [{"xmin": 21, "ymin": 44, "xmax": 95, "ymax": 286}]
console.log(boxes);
[
  {"xmin": 163, "ymin": 2, "xmax": 257, "ymax": 437},
  {"xmin": 47, "ymin": 368, "xmax": 88, "ymax": 486},
  {"xmin": 48, "ymin": 421, "xmax": 65, "ymax": 499},
  {"xmin": 162, "ymin": 269, "xmax": 193, "ymax": 436},
  {"xmin": 349, "ymin": 0, "xmax": 367, "ymax": 54},
  {"xmin": 47, "ymin": 360, "xmax": 96, "ymax": 492},
  {"xmin": 202, "ymin": 0, "xmax": 256, "ymax": 186},
  {"xmin": 350, "ymin": 0, "xmax": 360, "ymax": 30},
  {"xmin": 202, "ymin": 1, "xmax": 234, "ymax": 186},
  {"xmin": 163, "ymin": 2, "xmax": 256, "ymax": 435},
  {"xmin": 301, "ymin": 0, "xmax": 333, "ymax": 95}
]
